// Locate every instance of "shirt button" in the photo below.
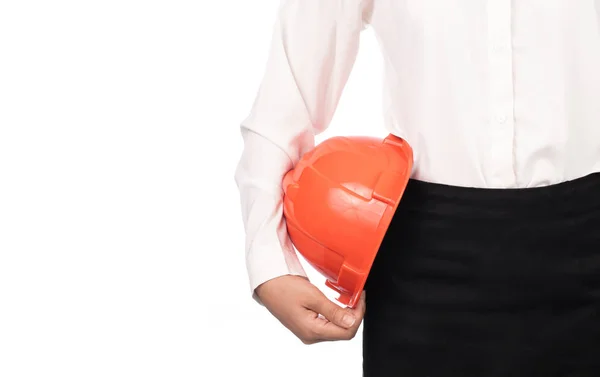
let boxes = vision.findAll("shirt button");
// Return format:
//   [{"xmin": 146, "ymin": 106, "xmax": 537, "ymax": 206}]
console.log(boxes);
[{"xmin": 497, "ymin": 114, "xmax": 507, "ymax": 124}]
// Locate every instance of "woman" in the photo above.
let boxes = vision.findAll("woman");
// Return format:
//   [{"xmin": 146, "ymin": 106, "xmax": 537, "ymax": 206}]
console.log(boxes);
[{"xmin": 234, "ymin": 1, "xmax": 600, "ymax": 375}]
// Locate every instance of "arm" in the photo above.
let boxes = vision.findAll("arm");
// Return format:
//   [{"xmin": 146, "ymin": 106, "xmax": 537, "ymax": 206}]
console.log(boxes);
[{"xmin": 234, "ymin": 0, "xmax": 372, "ymax": 343}]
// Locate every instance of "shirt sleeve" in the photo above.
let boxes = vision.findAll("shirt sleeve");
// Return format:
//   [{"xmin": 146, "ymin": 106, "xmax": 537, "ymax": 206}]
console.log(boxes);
[{"xmin": 234, "ymin": 0, "xmax": 373, "ymax": 303}]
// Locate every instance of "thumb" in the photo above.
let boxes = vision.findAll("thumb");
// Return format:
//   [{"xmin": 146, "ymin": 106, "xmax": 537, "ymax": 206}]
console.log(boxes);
[{"xmin": 311, "ymin": 293, "xmax": 356, "ymax": 329}]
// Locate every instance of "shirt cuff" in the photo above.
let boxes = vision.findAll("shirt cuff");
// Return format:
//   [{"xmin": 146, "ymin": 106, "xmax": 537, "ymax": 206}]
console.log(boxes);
[{"xmin": 246, "ymin": 241, "xmax": 307, "ymax": 305}]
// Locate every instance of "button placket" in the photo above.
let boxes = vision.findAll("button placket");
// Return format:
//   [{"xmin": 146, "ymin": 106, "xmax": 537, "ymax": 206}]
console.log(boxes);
[{"xmin": 487, "ymin": 0, "xmax": 516, "ymax": 185}]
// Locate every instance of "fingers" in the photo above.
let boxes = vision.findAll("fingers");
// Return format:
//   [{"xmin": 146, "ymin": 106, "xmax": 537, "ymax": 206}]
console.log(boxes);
[
  {"xmin": 311, "ymin": 314, "xmax": 360, "ymax": 342},
  {"xmin": 257, "ymin": 275, "xmax": 367, "ymax": 345},
  {"xmin": 311, "ymin": 290, "xmax": 361, "ymax": 329},
  {"xmin": 317, "ymin": 291, "xmax": 367, "ymax": 327},
  {"xmin": 354, "ymin": 290, "xmax": 367, "ymax": 318},
  {"xmin": 300, "ymin": 291, "xmax": 366, "ymax": 344}
]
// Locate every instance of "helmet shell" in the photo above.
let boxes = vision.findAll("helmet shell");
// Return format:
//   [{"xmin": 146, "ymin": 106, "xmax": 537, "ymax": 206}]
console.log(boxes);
[{"xmin": 283, "ymin": 134, "xmax": 413, "ymax": 308}]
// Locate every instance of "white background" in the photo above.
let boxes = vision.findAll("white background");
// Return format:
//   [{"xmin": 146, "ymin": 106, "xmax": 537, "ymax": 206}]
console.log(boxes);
[{"xmin": 0, "ymin": 1, "xmax": 385, "ymax": 376}]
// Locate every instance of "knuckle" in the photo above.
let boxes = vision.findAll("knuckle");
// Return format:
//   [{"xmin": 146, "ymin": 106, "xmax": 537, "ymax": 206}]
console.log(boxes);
[
  {"xmin": 300, "ymin": 338, "xmax": 312, "ymax": 345},
  {"xmin": 329, "ymin": 306, "xmax": 342, "ymax": 321},
  {"xmin": 308, "ymin": 291, "xmax": 323, "ymax": 307},
  {"xmin": 299, "ymin": 329, "xmax": 317, "ymax": 344},
  {"xmin": 300, "ymin": 336, "xmax": 316, "ymax": 345}
]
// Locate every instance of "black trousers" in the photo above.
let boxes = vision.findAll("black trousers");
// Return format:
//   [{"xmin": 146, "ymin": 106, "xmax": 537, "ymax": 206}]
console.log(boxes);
[{"xmin": 363, "ymin": 173, "xmax": 600, "ymax": 377}]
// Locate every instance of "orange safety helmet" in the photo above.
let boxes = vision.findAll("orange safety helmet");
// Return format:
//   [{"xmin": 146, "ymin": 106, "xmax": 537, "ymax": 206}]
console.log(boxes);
[{"xmin": 282, "ymin": 133, "xmax": 413, "ymax": 308}]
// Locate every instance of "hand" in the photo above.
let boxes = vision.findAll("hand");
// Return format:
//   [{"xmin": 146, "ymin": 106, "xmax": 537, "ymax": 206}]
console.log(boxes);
[{"xmin": 255, "ymin": 275, "xmax": 366, "ymax": 345}]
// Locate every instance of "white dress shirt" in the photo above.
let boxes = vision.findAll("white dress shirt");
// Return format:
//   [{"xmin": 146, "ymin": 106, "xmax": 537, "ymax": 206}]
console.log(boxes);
[{"xmin": 234, "ymin": 0, "xmax": 600, "ymax": 299}]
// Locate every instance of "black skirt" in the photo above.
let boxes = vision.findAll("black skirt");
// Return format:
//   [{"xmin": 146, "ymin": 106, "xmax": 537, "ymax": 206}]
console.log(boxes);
[{"xmin": 363, "ymin": 173, "xmax": 600, "ymax": 377}]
